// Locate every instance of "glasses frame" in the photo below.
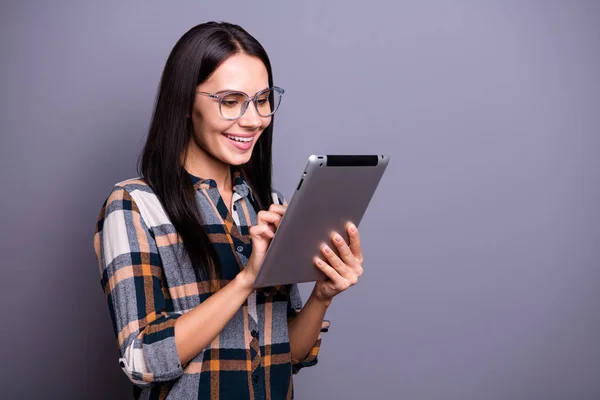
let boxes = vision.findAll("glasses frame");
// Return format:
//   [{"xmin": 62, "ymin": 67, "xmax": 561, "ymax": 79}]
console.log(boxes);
[{"xmin": 196, "ymin": 86, "xmax": 285, "ymax": 121}]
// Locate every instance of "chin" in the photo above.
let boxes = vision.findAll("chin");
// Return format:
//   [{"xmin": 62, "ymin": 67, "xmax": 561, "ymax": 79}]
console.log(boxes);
[{"xmin": 224, "ymin": 151, "xmax": 254, "ymax": 166}]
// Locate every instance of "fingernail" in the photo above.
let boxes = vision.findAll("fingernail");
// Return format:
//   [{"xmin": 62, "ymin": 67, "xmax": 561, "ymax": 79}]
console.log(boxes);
[
  {"xmin": 316, "ymin": 259, "xmax": 323, "ymax": 266},
  {"xmin": 323, "ymin": 245, "xmax": 331, "ymax": 254},
  {"xmin": 349, "ymin": 224, "xmax": 357, "ymax": 233},
  {"xmin": 334, "ymin": 234, "xmax": 343, "ymax": 243}
]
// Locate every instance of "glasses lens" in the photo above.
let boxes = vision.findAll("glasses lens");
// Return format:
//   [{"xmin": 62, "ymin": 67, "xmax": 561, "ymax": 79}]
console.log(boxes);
[
  {"xmin": 219, "ymin": 92, "xmax": 247, "ymax": 120},
  {"xmin": 256, "ymin": 88, "xmax": 283, "ymax": 117}
]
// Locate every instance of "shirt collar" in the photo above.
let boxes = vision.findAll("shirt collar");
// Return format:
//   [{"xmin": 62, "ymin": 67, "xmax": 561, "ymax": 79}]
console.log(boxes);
[
  {"xmin": 188, "ymin": 168, "xmax": 252, "ymax": 199},
  {"xmin": 232, "ymin": 170, "xmax": 250, "ymax": 198}
]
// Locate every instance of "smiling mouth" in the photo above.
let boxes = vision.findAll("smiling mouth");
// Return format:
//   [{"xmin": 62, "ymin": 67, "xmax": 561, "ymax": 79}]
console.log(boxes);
[{"xmin": 224, "ymin": 134, "xmax": 254, "ymax": 143}]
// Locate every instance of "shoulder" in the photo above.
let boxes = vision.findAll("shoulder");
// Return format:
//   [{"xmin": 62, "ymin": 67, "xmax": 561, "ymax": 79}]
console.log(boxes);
[
  {"xmin": 101, "ymin": 177, "xmax": 175, "ymax": 233},
  {"xmin": 96, "ymin": 177, "xmax": 162, "ymax": 226},
  {"xmin": 113, "ymin": 177, "xmax": 154, "ymax": 196},
  {"xmin": 100, "ymin": 178, "xmax": 152, "ymax": 210}
]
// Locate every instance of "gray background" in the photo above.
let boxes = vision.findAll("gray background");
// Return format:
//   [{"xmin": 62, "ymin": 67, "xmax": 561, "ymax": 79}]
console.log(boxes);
[{"xmin": 1, "ymin": 1, "xmax": 599, "ymax": 399}]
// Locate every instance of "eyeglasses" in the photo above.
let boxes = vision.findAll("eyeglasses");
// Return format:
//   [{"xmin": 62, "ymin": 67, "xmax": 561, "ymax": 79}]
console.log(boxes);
[{"xmin": 196, "ymin": 86, "xmax": 284, "ymax": 120}]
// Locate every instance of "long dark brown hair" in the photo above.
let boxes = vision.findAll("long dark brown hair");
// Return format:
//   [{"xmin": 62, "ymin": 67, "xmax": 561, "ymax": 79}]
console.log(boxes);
[{"xmin": 138, "ymin": 22, "xmax": 275, "ymax": 279}]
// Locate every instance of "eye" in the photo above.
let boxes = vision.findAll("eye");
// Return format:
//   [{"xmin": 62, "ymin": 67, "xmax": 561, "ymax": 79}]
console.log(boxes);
[
  {"xmin": 221, "ymin": 100, "xmax": 239, "ymax": 108},
  {"xmin": 221, "ymin": 93, "xmax": 245, "ymax": 108}
]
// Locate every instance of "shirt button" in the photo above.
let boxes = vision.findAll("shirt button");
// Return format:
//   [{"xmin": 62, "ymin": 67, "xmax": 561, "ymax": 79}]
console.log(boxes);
[
  {"xmin": 237, "ymin": 246, "xmax": 244, "ymax": 252},
  {"xmin": 253, "ymin": 374, "xmax": 260, "ymax": 383}
]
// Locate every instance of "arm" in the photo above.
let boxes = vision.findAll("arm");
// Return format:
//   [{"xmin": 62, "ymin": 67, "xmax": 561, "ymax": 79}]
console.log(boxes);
[
  {"xmin": 288, "ymin": 288, "xmax": 330, "ymax": 363},
  {"xmin": 95, "ymin": 186, "xmax": 184, "ymax": 386},
  {"xmin": 286, "ymin": 223, "xmax": 365, "ymax": 371},
  {"xmin": 173, "ymin": 271, "xmax": 254, "ymax": 365}
]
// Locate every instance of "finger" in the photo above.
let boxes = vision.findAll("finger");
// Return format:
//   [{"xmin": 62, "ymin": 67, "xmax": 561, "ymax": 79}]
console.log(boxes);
[
  {"xmin": 268, "ymin": 205, "xmax": 287, "ymax": 229},
  {"xmin": 268, "ymin": 204, "xmax": 287, "ymax": 217},
  {"xmin": 320, "ymin": 244, "xmax": 351, "ymax": 278},
  {"xmin": 346, "ymin": 223, "xmax": 363, "ymax": 264},
  {"xmin": 330, "ymin": 232, "xmax": 359, "ymax": 269},
  {"xmin": 250, "ymin": 224, "xmax": 275, "ymax": 240},
  {"xmin": 257, "ymin": 211, "xmax": 282, "ymax": 228},
  {"xmin": 313, "ymin": 257, "xmax": 346, "ymax": 285}
]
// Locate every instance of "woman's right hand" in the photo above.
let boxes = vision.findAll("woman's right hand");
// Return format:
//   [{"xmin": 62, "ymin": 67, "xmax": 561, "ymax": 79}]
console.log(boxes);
[{"xmin": 238, "ymin": 203, "xmax": 287, "ymax": 288}]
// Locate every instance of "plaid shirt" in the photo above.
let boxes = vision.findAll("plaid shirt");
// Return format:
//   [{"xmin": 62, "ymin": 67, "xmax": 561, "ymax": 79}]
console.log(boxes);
[{"xmin": 94, "ymin": 170, "xmax": 329, "ymax": 400}]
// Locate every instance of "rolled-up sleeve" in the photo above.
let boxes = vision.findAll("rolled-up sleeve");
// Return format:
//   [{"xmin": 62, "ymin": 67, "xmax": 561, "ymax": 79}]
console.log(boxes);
[
  {"xmin": 94, "ymin": 186, "xmax": 184, "ymax": 387},
  {"xmin": 287, "ymin": 284, "xmax": 331, "ymax": 374}
]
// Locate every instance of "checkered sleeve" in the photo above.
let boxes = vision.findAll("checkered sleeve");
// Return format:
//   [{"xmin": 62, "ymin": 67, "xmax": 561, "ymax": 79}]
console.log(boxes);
[{"xmin": 94, "ymin": 186, "xmax": 184, "ymax": 387}]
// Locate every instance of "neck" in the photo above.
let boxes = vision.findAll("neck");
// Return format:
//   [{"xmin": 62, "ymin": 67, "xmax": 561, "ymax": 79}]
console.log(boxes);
[{"xmin": 184, "ymin": 141, "xmax": 233, "ymax": 192}]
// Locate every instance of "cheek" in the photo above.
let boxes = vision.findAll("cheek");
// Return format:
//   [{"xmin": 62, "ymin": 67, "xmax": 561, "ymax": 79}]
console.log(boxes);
[
  {"xmin": 192, "ymin": 112, "xmax": 235, "ymax": 142},
  {"xmin": 253, "ymin": 117, "xmax": 272, "ymax": 141},
  {"xmin": 261, "ymin": 116, "xmax": 272, "ymax": 130}
]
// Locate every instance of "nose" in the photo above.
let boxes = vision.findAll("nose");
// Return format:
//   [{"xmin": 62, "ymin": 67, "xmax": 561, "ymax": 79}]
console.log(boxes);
[{"xmin": 237, "ymin": 101, "xmax": 263, "ymax": 130}]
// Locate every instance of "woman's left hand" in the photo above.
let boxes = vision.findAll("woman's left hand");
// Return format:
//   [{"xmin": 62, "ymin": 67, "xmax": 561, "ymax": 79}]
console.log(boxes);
[{"xmin": 312, "ymin": 222, "xmax": 364, "ymax": 303}]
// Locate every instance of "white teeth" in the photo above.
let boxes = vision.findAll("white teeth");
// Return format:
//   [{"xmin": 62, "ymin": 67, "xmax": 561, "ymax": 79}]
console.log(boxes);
[{"xmin": 226, "ymin": 134, "xmax": 252, "ymax": 143}]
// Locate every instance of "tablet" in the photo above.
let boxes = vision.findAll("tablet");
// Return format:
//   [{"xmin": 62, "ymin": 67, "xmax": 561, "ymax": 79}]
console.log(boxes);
[{"xmin": 252, "ymin": 154, "xmax": 390, "ymax": 288}]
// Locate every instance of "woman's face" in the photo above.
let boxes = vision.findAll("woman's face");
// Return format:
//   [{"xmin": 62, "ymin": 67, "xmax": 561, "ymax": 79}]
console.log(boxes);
[{"xmin": 190, "ymin": 53, "xmax": 272, "ymax": 167}]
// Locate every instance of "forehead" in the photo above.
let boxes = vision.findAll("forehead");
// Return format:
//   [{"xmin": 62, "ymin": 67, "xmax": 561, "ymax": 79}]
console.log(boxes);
[{"xmin": 202, "ymin": 53, "xmax": 269, "ymax": 93}]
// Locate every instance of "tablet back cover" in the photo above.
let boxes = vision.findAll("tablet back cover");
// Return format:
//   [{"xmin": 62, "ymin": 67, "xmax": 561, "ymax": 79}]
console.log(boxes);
[{"xmin": 253, "ymin": 154, "xmax": 389, "ymax": 288}]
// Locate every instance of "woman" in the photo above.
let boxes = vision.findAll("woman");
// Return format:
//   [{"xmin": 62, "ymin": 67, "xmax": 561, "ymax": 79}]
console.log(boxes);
[{"xmin": 94, "ymin": 21, "xmax": 364, "ymax": 400}]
